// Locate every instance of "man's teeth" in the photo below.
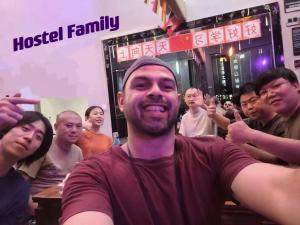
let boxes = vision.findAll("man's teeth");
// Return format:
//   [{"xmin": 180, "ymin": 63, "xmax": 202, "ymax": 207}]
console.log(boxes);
[{"xmin": 145, "ymin": 105, "xmax": 165, "ymax": 112}]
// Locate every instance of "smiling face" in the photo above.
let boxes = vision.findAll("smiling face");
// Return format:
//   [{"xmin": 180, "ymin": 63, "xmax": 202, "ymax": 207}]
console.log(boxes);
[
  {"xmin": 55, "ymin": 112, "xmax": 82, "ymax": 144},
  {"xmin": 118, "ymin": 65, "xmax": 181, "ymax": 137},
  {"xmin": 87, "ymin": 107, "xmax": 104, "ymax": 128},
  {"xmin": 240, "ymin": 91, "xmax": 266, "ymax": 120},
  {"xmin": 259, "ymin": 78, "xmax": 300, "ymax": 117},
  {"xmin": 0, "ymin": 120, "xmax": 46, "ymax": 162}
]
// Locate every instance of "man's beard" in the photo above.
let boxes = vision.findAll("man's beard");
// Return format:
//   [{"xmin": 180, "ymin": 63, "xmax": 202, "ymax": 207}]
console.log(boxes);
[{"xmin": 124, "ymin": 103, "xmax": 179, "ymax": 137}]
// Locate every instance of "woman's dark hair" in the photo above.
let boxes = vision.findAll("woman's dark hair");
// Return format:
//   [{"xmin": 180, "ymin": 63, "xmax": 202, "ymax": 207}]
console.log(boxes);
[
  {"xmin": 84, "ymin": 106, "xmax": 104, "ymax": 120},
  {"xmin": 1, "ymin": 111, "xmax": 53, "ymax": 165}
]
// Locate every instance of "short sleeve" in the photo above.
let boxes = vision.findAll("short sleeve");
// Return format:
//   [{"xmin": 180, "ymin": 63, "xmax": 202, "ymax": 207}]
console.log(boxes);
[
  {"xmin": 219, "ymin": 140, "xmax": 258, "ymax": 192},
  {"xmin": 60, "ymin": 157, "xmax": 112, "ymax": 224}
]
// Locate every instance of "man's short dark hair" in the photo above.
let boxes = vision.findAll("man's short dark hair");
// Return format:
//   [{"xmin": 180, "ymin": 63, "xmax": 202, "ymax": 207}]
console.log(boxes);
[
  {"xmin": 85, "ymin": 106, "xmax": 104, "ymax": 120},
  {"xmin": 256, "ymin": 67, "xmax": 299, "ymax": 93},
  {"xmin": 1, "ymin": 111, "xmax": 53, "ymax": 165},
  {"xmin": 235, "ymin": 82, "xmax": 257, "ymax": 107}
]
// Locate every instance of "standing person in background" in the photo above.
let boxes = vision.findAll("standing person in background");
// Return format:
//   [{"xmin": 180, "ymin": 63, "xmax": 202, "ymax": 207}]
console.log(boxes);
[
  {"xmin": 179, "ymin": 88, "xmax": 214, "ymax": 137},
  {"xmin": 77, "ymin": 106, "xmax": 112, "ymax": 159}
]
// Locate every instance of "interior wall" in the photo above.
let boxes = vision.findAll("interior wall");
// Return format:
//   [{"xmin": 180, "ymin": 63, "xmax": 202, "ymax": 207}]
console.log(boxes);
[
  {"xmin": 1, "ymin": 1, "xmax": 298, "ymax": 137},
  {"xmin": 185, "ymin": 0, "xmax": 300, "ymax": 79},
  {"xmin": 0, "ymin": 0, "xmax": 160, "ymax": 136},
  {"xmin": 278, "ymin": 0, "xmax": 300, "ymax": 79},
  {"xmin": 185, "ymin": 0, "xmax": 277, "ymax": 21}
]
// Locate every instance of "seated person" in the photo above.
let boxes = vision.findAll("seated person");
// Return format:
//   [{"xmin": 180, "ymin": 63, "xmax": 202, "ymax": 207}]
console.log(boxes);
[
  {"xmin": 18, "ymin": 110, "xmax": 83, "ymax": 196},
  {"xmin": 77, "ymin": 106, "xmax": 112, "ymax": 159},
  {"xmin": 0, "ymin": 97, "xmax": 53, "ymax": 225}
]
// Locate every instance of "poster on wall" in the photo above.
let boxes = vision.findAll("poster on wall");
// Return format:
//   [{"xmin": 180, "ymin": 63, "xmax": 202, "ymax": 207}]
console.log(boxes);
[
  {"xmin": 292, "ymin": 27, "xmax": 300, "ymax": 56},
  {"xmin": 284, "ymin": 0, "xmax": 300, "ymax": 13}
]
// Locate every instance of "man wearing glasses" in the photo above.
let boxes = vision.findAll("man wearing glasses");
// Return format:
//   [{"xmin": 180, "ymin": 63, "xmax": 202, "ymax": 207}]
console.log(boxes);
[{"xmin": 228, "ymin": 68, "xmax": 300, "ymax": 165}]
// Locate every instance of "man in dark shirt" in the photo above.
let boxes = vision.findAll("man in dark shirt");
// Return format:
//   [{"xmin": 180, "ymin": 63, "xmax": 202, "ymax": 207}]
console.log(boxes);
[
  {"xmin": 228, "ymin": 68, "xmax": 300, "ymax": 165},
  {"xmin": 233, "ymin": 82, "xmax": 286, "ymax": 163}
]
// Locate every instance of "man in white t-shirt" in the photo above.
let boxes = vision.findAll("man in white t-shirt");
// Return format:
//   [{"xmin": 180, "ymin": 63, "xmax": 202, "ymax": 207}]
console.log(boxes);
[{"xmin": 179, "ymin": 88, "xmax": 214, "ymax": 137}]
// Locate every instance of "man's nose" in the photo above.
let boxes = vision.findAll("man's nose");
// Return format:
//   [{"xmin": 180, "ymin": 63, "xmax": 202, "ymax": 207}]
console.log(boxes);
[
  {"xmin": 23, "ymin": 131, "xmax": 34, "ymax": 142},
  {"xmin": 70, "ymin": 126, "xmax": 79, "ymax": 132},
  {"xmin": 148, "ymin": 83, "xmax": 162, "ymax": 97},
  {"xmin": 266, "ymin": 89, "xmax": 276, "ymax": 99}
]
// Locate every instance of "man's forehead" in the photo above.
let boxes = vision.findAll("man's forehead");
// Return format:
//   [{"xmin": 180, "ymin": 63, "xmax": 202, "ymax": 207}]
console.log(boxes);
[
  {"xmin": 240, "ymin": 91, "xmax": 258, "ymax": 100},
  {"xmin": 128, "ymin": 65, "xmax": 176, "ymax": 81},
  {"xmin": 25, "ymin": 121, "xmax": 46, "ymax": 134},
  {"xmin": 185, "ymin": 88, "xmax": 198, "ymax": 95},
  {"xmin": 262, "ymin": 78, "xmax": 286, "ymax": 88},
  {"xmin": 59, "ymin": 113, "xmax": 82, "ymax": 122}
]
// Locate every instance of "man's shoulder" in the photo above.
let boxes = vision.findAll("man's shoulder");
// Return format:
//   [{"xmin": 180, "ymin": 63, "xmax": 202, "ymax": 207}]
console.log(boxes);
[
  {"xmin": 71, "ymin": 144, "xmax": 82, "ymax": 152},
  {"xmin": 175, "ymin": 135, "xmax": 227, "ymax": 153}
]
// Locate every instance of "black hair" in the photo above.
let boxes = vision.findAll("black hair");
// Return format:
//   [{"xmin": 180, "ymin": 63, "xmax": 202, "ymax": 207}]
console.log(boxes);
[
  {"xmin": 256, "ymin": 67, "xmax": 299, "ymax": 93},
  {"xmin": 1, "ymin": 111, "xmax": 53, "ymax": 165},
  {"xmin": 235, "ymin": 82, "xmax": 257, "ymax": 107},
  {"xmin": 84, "ymin": 106, "xmax": 104, "ymax": 120}
]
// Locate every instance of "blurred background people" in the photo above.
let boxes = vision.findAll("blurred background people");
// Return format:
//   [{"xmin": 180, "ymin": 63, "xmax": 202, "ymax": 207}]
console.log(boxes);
[{"xmin": 77, "ymin": 106, "xmax": 112, "ymax": 159}]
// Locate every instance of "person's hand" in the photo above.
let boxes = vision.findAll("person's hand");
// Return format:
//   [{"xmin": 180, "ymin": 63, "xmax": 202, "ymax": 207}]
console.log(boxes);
[
  {"xmin": 206, "ymin": 96, "xmax": 217, "ymax": 118},
  {"xmin": 194, "ymin": 89, "xmax": 206, "ymax": 108},
  {"xmin": 227, "ymin": 110, "xmax": 252, "ymax": 145},
  {"xmin": 0, "ymin": 93, "xmax": 39, "ymax": 130}
]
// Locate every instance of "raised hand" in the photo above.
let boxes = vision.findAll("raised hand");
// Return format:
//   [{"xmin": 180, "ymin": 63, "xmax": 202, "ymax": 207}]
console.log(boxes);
[
  {"xmin": 194, "ymin": 89, "xmax": 206, "ymax": 108},
  {"xmin": 227, "ymin": 112, "xmax": 251, "ymax": 145},
  {"xmin": 206, "ymin": 96, "xmax": 217, "ymax": 118},
  {"xmin": 0, "ymin": 93, "xmax": 39, "ymax": 130}
]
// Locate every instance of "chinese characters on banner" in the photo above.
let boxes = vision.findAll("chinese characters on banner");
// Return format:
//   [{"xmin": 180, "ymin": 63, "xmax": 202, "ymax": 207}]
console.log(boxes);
[{"xmin": 117, "ymin": 19, "xmax": 261, "ymax": 62}]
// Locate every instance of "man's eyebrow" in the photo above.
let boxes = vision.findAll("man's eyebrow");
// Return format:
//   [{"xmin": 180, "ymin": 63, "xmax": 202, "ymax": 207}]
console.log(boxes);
[{"xmin": 27, "ymin": 123, "xmax": 45, "ymax": 136}]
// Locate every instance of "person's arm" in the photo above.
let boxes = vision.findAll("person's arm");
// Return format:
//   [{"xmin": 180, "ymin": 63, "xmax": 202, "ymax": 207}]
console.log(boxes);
[
  {"xmin": 232, "ymin": 163, "xmax": 300, "ymax": 225},
  {"xmin": 63, "ymin": 211, "xmax": 113, "ymax": 225},
  {"xmin": 241, "ymin": 144, "xmax": 283, "ymax": 164},
  {"xmin": 228, "ymin": 120, "xmax": 300, "ymax": 164},
  {"xmin": 206, "ymin": 101, "xmax": 230, "ymax": 130}
]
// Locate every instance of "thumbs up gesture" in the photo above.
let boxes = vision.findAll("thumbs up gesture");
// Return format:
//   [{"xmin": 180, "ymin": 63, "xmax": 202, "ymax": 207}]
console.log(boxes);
[
  {"xmin": 227, "ymin": 110, "xmax": 252, "ymax": 145},
  {"xmin": 206, "ymin": 96, "xmax": 217, "ymax": 118}
]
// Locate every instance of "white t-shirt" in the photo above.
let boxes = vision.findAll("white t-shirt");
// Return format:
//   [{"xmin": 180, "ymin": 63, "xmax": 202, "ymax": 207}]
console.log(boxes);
[{"xmin": 179, "ymin": 107, "xmax": 214, "ymax": 137}]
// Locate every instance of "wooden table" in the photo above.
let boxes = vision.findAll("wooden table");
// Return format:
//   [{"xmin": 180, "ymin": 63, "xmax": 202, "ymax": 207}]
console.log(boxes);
[
  {"xmin": 33, "ymin": 186, "xmax": 278, "ymax": 225},
  {"xmin": 33, "ymin": 185, "xmax": 62, "ymax": 225}
]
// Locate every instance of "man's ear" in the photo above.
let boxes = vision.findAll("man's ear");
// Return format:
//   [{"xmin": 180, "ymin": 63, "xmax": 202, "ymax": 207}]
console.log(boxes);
[
  {"xmin": 177, "ymin": 93, "xmax": 181, "ymax": 102},
  {"xmin": 54, "ymin": 123, "xmax": 58, "ymax": 132},
  {"xmin": 117, "ymin": 91, "xmax": 125, "ymax": 112}
]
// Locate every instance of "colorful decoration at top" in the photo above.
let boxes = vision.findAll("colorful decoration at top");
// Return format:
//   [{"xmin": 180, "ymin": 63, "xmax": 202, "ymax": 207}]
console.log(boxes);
[
  {"xmin": 117, "ymin": 19, "xmax": 262, "ymax": 63},
  {"xmin": 144, "ymin": 0, "xmax": 183, "ymax": 35},
  {"xmin": 144, "ymin": 0, "xmax": 168, "ymax": 24}
]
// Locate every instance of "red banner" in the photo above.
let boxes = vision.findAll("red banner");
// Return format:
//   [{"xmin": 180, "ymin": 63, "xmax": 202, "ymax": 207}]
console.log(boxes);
[{"xmin": 117, "ymin": 19, "xmax": 262, "ymax": 62}]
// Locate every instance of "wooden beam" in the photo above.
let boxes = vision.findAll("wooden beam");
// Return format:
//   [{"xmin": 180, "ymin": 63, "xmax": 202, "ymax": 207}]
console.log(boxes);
[{"xmin": 168, "ymin": 0, "xmax": 186, "ymax": 22}]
